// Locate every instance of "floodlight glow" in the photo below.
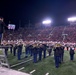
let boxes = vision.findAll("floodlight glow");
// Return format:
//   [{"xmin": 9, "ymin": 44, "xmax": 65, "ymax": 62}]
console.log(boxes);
[
  {"xmin": 68, "ymin": 17, "xmax": 76, "ymax": 22},
  {"xmin": 42, "ymin": 20, "xmax": 51, "ymax": 24}
]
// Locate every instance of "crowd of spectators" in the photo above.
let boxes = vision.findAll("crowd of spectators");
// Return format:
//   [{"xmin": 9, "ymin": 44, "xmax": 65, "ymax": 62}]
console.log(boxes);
[{"xmin": 3, "ymin": 25, "xmax": 76, "ymax": 43}]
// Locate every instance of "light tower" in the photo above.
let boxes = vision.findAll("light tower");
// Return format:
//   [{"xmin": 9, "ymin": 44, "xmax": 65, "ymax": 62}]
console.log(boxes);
[
  {"xmin": 42, "ymin": 19, "xmax": 52, "ymax": 26},
  {"xmin": 67, "ymin": 16, "xmax": 76, "ymax": 25}
]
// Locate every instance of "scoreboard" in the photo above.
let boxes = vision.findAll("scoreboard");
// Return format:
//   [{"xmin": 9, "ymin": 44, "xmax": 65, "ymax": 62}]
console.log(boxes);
[{"xmin": 8, "ymin": 24, "xmax": 15, "ymax": 30}]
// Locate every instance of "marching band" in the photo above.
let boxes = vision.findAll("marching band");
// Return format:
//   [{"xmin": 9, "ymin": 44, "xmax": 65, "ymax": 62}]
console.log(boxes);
[{"xmin": 0, "ymin": 40, "xmax": 75, "ymax": 68}]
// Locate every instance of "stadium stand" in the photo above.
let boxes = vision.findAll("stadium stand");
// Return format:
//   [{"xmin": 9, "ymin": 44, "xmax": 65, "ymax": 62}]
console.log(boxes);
[{"xmin": 3, "ymin": 25, "xmax": 76, "ymax": 43}]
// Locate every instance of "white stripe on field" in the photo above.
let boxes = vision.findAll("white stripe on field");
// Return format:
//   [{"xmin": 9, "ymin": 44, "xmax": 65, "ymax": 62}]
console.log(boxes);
[
  {"xmin": 30, "ymin": 70, "xmax": 36, "ymax": 74},
  {"xmin": 11, "ymin": 58, "xmax": 32, "ymax": 68},
  {"xmin": 18, "ymin": 67, "xmax": 25, "ymax": 71},
  {"xmin": 45, "ymin": 73, "xmax": 49, "ymax": 75}
]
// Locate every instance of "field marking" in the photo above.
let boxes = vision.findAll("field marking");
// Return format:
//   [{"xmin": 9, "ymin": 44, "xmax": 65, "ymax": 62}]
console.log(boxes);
[
  {"xmin": 30, "ymin": 69, "xmax": 36, "ymax": 74},
  {"xmin": 18, "ymin": 67, "xmax": 25, "ymax": 71},
  {"xmin": 45, "ymin": 72, "xmax": 49, "ymax": 75},
  {"xmin": 11, "ymin": 58, "xmax": 32, "ymax": 68},
  {"xmin": 10, "ymin": 52, "xmax": 54, "ymax": 68}
]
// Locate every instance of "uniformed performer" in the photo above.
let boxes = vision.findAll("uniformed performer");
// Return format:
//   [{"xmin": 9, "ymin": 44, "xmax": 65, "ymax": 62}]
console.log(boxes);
[
  {"xmin": 47, "ymin": 45, "xmax": 53, "ymax": 56},
  {"xmin": 13, "ymin": 43, "xmax": 17, "ymax": 56},
  {"xmin": 32, "ymin": 43, "xmax": 38, "ymax": 63},
  {"xmin": 38, "ymin": 44, "xmax": 42, "ymax": 61},
  {"xmin": 17, "ymin": 41, "xmax": 23, "ymax": 60},
  {"xmin": 53, "ymin": 44, "xmax": 60, "ymax": 68},
  {"xmin": 42, "ymin": 44, "xmax": 47, "ymax": 58},
  {"xmin": 69, "ymin": 46, "xmax": 75, "ymax": 61}
]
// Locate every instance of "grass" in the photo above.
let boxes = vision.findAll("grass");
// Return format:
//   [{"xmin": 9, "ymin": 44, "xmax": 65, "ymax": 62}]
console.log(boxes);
[{"xmin": 1, "ymin": 48, "xmax": 76, "ymax": 75}]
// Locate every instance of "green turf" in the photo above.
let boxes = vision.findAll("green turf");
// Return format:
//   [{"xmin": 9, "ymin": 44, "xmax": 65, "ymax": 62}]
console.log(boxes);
[
  {"xmin": 7, "ymin": 50, "xmax": 76, "ymax": 75},
  {"xmin": 7, "ymin": 52, "xmax": 32, "ymax": 66},
  {"xmin": 1, "ymin": 49, "xmax": 76, "ymax": 75}
]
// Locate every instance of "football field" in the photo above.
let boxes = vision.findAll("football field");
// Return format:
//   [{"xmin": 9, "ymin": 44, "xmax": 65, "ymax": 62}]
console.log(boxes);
[{"xmin": 6, "ymin": 50, "xmax": 76, "ymax": 75}]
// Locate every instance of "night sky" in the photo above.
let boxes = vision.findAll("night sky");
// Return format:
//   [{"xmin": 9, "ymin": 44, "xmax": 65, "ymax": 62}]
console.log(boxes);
[{"xmin": 0, "ymin": 0, "xmax": 76, "ymax": 27}]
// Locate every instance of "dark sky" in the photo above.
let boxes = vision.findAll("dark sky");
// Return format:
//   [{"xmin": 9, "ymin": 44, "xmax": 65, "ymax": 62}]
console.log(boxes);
[{"xmin": 0, "ymin": 0, "xmax": 76, "ymax": 27}]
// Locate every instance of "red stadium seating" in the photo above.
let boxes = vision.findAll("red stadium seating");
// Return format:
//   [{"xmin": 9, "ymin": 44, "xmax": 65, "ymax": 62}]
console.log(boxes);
[{"xmin": 3, "ymin": 25, "xmax": 76, "ymax": 43}]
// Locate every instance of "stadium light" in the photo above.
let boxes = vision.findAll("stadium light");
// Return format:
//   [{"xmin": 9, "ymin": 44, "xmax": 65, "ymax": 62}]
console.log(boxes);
[
  {"xmin": 42, "ymin": 19, "xmax": 51, "ymax": 24},
  {"xmin": 68, "ymin": 17, "xmax": 76, "ymax": 22}
]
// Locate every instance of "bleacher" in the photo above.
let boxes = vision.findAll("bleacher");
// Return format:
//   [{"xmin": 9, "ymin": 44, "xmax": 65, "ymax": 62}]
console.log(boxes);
[{"xmin": 3, "ymin": 25, "xmax": 76, "ymax": 43}]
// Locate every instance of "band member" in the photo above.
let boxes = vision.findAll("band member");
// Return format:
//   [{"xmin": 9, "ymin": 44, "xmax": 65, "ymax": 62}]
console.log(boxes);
[
  {"xmin": 53, "ymin": 44, "xmax": 60, "ymax": 68},
  {"xmin": 17, "ymin": 41, "xmax": 23, "ymax": 60},
  {"xmin": 13, "ymin": 43, "xmax": 17, "ymax": 56},
  {"xmin": 42, "ymin": 44, "xmax": 47, "ymax": 58},
  {"xmin": 60, "ymin": 46, "xmax": 64, "ymax": 62},
  {"xmin": 3, "ymin": 41, "xmax": 9, "ymax": 56},
  {"xmin": 69, "ymin": 46, "xmax": 75, "ymax": 61},
  {"xmin": 47, "ymin": 45, "xmax": 53, "ymax": 56},
  {"xmin": 25, "ymin": 44, "xmax": 30, "ymax": 58},
  {"xmin": 32, "ymin": 44, "xmax": 38, "ymax": 63},
  {"xmin": 38, "ymin": 44, "xmax": 42, "ymax": 61}
]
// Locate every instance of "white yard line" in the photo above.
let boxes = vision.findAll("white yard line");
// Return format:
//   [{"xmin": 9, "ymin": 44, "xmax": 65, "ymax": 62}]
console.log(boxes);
[
  {"xmin": 30, "ymin": 69, "xmax": 36, "ymax": 74},
  {"xmin": 45, "ymin": 72, "xmax": 49, "ymax": 75},
  {"xmin": 11, "ymin": 58, "xmax": 32, "ymax": 68},
  {"xmin": 18, "ymin": 67, "xmax": 25, "ymax": 71}
]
